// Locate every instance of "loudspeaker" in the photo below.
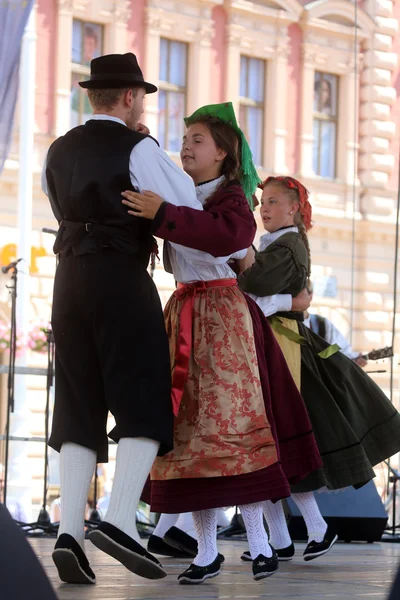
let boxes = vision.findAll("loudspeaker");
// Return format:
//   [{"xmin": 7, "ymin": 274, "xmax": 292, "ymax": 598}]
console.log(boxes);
[
  {"xmin": 388, "ymin": 564, "xmax": 400, "ymax": 600},
  {"xmin": 285, "ymin": 482, "xmax": 388, "ymax": 543},
  {"xmin": 0, "ymin": 505, "xmax": 57, "ymax": 599}
]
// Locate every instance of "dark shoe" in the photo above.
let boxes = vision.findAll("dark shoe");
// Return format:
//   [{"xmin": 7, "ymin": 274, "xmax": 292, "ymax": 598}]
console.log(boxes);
[
  {"xmin": 164, "ymin": 526, "xmax": 225, "ymax": 563},
  {"xmin": 178, "ymin": 556, "xmax": 221, "ymax": 585},
  {"xmin": 164, "ymin": 526, "xmax": 197, "ymax": 556},
  {"xmin": 252, "ymin": 551, "xmax": 279, "ymax": 581},
  {"xmin": 303, "ymin": 526, "xmax": 338, "ymax": 562},
  {"xmin": 148, "ymin": 534, "xmax": 194, "ymax": 559},
  {"xmin": 241, "ymin": 542, "xmax": 295, "ymax": 563},
  {"xmin": 89, "ymin": 521, "xmax": 167, "ymax": 579},
  {"xmin": 52, "ymin": 534, "xmax": 96, "ymax": 585}
]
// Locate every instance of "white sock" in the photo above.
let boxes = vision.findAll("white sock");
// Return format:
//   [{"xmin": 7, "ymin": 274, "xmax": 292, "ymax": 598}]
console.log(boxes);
[
  {"xmin": 105, "ymin": 437, "xmax": 159, "ymax": 545},
  {"xmin": 153, "ymin": 514, "xmax": 179, "ymax": 539},
  {"xmin": 240, "ymin": 503, "xmax": 272, "ymax": 559},
  {"xmin": 192, "ymin": 509, "xmax": 218, "ymax": 567},
  {"xmin": 292, "ymin": 492, "xmax": 327, "ymax": 543},
  {"xmin": 175, "ymin": 512, "xmax": 197, "ymax": 539},
  {"xmin": 262, "ymin": 500, "xmax": 292, "ymax": 550},
  {"xmin": 58, "ymin": 442, "xmax": 96, "ymax": 550},
  {"xmin": 216, "ymin": 507, "xmax": 231, "ymax": 528}
]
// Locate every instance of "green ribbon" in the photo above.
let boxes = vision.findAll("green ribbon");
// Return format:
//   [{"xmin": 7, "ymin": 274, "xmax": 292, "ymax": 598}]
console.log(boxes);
[
  {"xmin": 269, "ymin": 317, "xmax": 341, "ymax": 360},
  {"xmin": 317, "ymin": 343, "xmax": 341, "ymax": 359}
]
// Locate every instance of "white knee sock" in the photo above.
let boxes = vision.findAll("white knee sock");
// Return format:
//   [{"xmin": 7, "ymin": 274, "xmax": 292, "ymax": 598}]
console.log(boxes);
[
  {"xmin": 153, "ymin": 514, "xmax": 179, "ymax": 538},
  {"xmin": 105, "ymin": 437, "xmax": 159, "ymax": 545},
  {"xmin": 261, "ymin": 500, "xmax": 292, "ymax": 550},
  {"xmin": 175, "ymin": 512, "xmax": 197, "ymax": 539},
  {"xmin": 240, "ymin": 503, "xmax": 272, "ymax": 559},
  {"xmin": 216, "ymin": 507, "xmax": 231, "ymax": 528},
  {"xmin": 58, "ymin": 442, "xmax": 96, "ymax": 550},
  {"xmin": 192, "ymin": 509, "xmax": 218, "ymax": 566},
  {"xmin": 291, "ymin": 492, "xmax": 327, "ymax": 543}
]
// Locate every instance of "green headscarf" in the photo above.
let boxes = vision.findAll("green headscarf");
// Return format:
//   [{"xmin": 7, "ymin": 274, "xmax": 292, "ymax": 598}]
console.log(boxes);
[{"xmin": 184, "ymin": 102, "xmax": 261, "ymax": 210}]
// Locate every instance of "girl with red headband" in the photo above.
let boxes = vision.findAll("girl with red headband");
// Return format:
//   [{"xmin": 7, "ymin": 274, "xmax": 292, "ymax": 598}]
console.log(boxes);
[
  {"xmin": 121, "ymin": 106, "xmax": 322, "ymax": 583},
  {"xmin": 239, "ymin": 175, "xmax": 400, "ymax": 563}
]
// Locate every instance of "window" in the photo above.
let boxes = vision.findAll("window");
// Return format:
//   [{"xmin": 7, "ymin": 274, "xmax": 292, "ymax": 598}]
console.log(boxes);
[
  {"xmin": 158, "ymin": 39, "xmax": 188, "ymax": 152},
  {"xmin": 70, "ymin": 20, "xmax": 104, "ymax": 128},
  {"xmin": 313, "ymin": 72, "xmax": 339, "ymax": 179},
  {"xmin": 239, "ymin": 56, "xmax": 265, "ymax": 166}
]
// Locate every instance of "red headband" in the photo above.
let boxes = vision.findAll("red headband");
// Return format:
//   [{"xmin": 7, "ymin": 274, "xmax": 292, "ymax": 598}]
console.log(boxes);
[{"xmin": 261, "ymin": 176, "xmax": 313, "ymax": 231}]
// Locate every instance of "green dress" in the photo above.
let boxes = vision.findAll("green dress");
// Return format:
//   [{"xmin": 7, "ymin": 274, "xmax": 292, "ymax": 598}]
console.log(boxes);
[{"xmin": 239, "ymin": 229, "xmax": 400, "ymax": 491}]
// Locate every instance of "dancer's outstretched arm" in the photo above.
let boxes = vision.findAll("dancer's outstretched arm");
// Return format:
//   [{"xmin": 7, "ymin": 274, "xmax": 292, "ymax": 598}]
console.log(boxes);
[{"xmin": 122, "ymin": 184, "xmax": 256, "ymax": 257}]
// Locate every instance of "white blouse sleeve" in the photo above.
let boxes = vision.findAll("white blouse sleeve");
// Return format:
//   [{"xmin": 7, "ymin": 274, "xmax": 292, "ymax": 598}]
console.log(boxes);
[
  {"xmin": 248, "ymin": 293, "xmax": 292, "ymax": 317},
  {"xmin": 129, "ymin": 138, "xmax": 203, "ymax": 210}
]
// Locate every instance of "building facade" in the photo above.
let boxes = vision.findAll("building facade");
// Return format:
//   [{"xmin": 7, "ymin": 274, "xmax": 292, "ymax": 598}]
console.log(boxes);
[{"xmin": 0, "ymin": 0, "xmax": 399, "ymax": 511}]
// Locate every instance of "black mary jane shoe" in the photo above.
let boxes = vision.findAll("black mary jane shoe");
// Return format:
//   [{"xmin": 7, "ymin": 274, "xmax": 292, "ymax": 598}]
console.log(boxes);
[
  {"xmin": 147, "ymin": 534, "xmax": 194, "ymax": 559},
  {"xmin": 252, "ymin": 551, "xmax": 279, "ymax": 581},
  {"xmin": 52, "ymin": 534, "xmax": 96, "ymax": 585},
  {"xmin": 242, "ymin": 542, "xmax": 295, "ymax": 563},
  {"xmin": 303, "ymin": 526, "xmax": 338, "ymax": 562},
  {"xmin": 178, "ymin": 555, "xmax": 221, "ymax": 585},
  {"xmin": 164, "ymin": 526, "xmax": 225, "ymax": 563},
  {"xmin": 89, "ymin": 521, "xmax": 167, "ymax": 579}
]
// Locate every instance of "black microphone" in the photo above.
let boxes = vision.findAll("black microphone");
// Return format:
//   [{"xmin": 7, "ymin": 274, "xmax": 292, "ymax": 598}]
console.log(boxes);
[
  {"xmin": 42, "ymin": 228, "xmax": 58, "ymax": 236},
  {"xmin": 1, "ymin": 258, "xmax": 22, "ymax": 274}
]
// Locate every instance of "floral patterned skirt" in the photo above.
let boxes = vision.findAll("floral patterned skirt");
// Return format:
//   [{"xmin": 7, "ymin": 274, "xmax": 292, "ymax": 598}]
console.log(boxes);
[
  {"xmin": 148, "ymin": 281, "xmax": 295, "ymax": 512},
  {"xmin": 152, "ymin": 281, "xmax": 278, "ymax": 481}
]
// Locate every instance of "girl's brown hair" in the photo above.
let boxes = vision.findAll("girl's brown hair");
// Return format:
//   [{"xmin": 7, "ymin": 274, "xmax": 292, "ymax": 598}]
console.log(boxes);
[{"xmin": 187, "ymin": 115, "xmax": 242, "ymax": 186}]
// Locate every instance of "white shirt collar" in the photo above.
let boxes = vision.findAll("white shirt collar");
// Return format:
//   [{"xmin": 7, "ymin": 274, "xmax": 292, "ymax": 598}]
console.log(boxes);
[
  {"xmin": 89, "ymin": 114, "xmax": 127, "ymax": 127},
  {"xmin": 259, "ymin": 226, "xmax": 298, "ymax": 251},
  {"xmin": 195, "ymin": 176, "xmax": 225, "ymax": 206}
]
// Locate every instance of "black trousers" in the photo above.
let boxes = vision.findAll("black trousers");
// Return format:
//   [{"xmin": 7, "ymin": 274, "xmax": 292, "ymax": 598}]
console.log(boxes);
[{"xmin": 49, "ymin": 250, "xmax": 173, "ymax": 462}]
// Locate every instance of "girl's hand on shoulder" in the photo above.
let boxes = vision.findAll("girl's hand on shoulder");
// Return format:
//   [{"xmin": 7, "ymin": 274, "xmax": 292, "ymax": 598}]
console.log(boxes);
[
  {"xmin": 136, "ymin": 122, "xmax": 150, "ymax": 135},
  {"xmin": 121, "ymin": 190, "xmax": 164, "ymax": 220},
  {"xmin": 291, "ymin": 288, "xmax": 311, "ymax": 312}
]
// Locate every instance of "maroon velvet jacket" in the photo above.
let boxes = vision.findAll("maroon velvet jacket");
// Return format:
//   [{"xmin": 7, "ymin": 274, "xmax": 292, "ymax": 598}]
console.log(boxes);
[{"xmin": 151, "ymin": 180, "xmax": 256, "ymax": 257}]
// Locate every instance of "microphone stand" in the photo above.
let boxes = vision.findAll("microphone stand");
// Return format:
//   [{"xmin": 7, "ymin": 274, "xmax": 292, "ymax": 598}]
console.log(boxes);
[
  {"xmin": 26, "ymin": 329, "xmax": 58, "ymax": 536},
  {"xmin": 2, "ymin": 263, "xmax": 19, "ymax": 509}
]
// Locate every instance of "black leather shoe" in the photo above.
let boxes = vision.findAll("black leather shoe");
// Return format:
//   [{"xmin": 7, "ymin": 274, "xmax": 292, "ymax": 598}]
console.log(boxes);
[
  {"xmin": 252, "ymin": 551, "xmax": 279, "ymax": 580},
  {"xmin": 164, "ymin": 527, "xmax": 225, "ymax": 563},
  {"xmin": 241, "ymin": 542, "xmax": 295, "ymax": 563},
  {"xmin": 89, "ymin": 521, "xmax": 167, "ymax": 579},
  {"xmin": 147, "ymin": 534, "xmax": 194, "ymax": 558},
  {"xmin": 303, "ymin": 526, "xmax": 338, "ymax": 561},
  {"xmin": 52, "ymin": 534, "xmax": 96, "ymax": 585},
  {"xmin": 178, "ymin": 556, "xmax": 221, "ymax": 585}
]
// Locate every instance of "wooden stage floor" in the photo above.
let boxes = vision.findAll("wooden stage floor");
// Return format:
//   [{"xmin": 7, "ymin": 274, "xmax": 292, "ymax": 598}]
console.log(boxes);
[{"xmin": 31, "ymin": 538, "xmax": 400, "ymax": 600}]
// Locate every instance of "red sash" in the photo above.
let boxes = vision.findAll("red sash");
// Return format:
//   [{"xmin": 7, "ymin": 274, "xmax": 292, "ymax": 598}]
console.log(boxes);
[{"xmin": 171, "ymin": 278, "xmax": 237, "ymax": 416}]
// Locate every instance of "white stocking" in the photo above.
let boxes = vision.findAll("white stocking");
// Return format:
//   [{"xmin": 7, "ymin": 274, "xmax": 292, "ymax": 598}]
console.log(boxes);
[
  {"xmin": 58, "ymin": 442, "xmax": 96, "ymax": 550},
  {"xmin": 153, "ymin": 514, "xmax": 179, "ymax": 538},
  {"xmin": 261, "ymin": 500, "xmax": 292, "ymax": 550},
  {"xmin": 192, "ymin": 509, "xmax": 218, "ymax": 566},
  {"xmin": 292, "ymin": 492, "xmax": 327, "ymax": 543},
  {"xmin": 240, "ymin": 503, "xmax": 272, "ymax": 559},
  {"xmin": 105, "ymin": 437, "xmax": 159, "ymax": 545},
  {"xmin": 175, "ymin": 512, "xmax": 197, "ymax": 539}
]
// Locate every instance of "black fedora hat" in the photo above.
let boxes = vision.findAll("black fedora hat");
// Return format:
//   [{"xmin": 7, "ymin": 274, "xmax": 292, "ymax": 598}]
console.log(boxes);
[{"xmin": 79, "ymin": 52, "xmax": 157, "ymax": 94}]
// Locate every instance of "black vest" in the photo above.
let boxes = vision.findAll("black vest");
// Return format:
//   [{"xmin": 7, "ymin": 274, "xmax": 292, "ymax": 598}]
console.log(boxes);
[{"xmin": 46, "ymin": 119, "xmax": 157, "ymax": 264}]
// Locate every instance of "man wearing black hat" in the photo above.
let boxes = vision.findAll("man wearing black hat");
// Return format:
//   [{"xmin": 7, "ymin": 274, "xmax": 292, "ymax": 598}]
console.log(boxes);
[{"xmin": 41, "ymin": 53, "xmax": 201, "ymax": 585}]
